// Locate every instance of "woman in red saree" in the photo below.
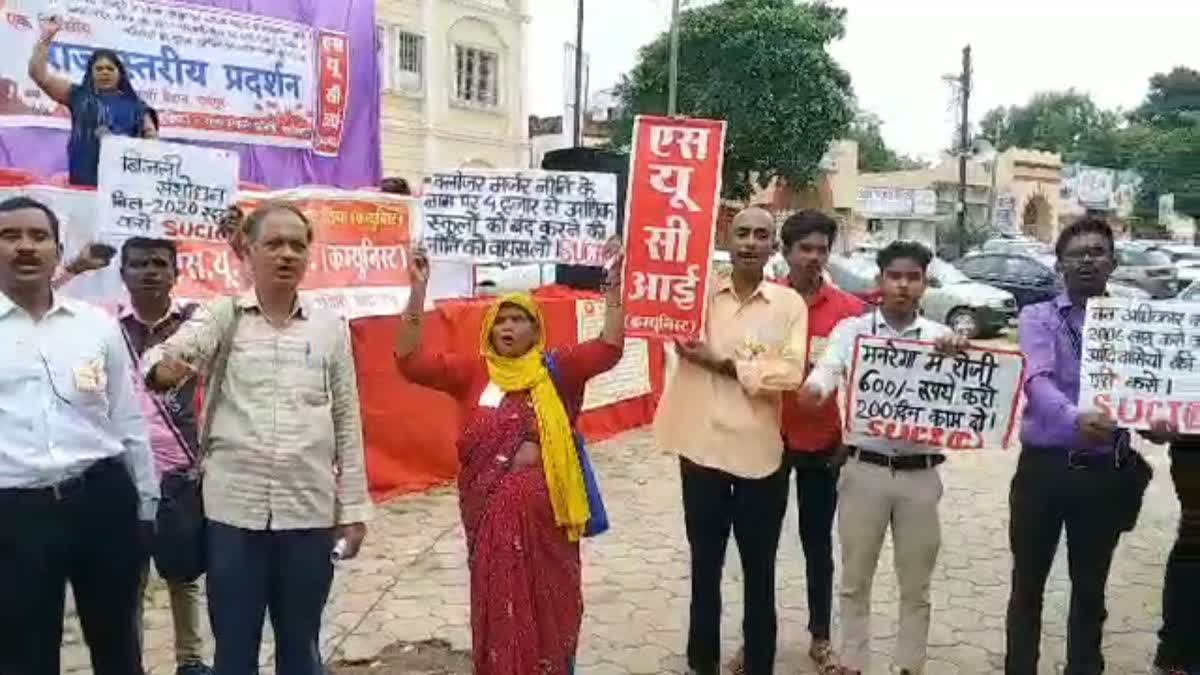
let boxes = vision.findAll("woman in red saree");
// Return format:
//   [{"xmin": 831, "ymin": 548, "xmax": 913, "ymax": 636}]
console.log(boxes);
[{"xmin": 394, "ymin": 245, "xmax": 625, "ymax": 675}]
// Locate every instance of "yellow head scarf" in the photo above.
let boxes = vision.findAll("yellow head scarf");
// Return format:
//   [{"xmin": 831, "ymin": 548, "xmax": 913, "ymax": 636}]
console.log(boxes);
[{"xmin": 480, "ymin": 293, "xmax": 590, "ymax": 541}]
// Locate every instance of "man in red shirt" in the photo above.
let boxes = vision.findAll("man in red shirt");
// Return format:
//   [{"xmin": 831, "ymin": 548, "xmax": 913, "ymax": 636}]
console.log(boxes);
[{"xmin": 778, "ymin": 210, "xmax": 865, "ymax": 673}]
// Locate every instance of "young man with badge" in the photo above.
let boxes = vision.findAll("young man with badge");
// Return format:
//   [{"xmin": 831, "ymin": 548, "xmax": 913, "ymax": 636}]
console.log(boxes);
[
  {"xmin": 56, "ymin": 236, "xmax": 213, "ymax": 675},
  {"xmin": 655, "ymin": 206, "xmax": 809, "ymax": 675},
  {"xmin": 794, "ymin": 240, "xmax": 967, "ymax": 675},
  {"xmin": 0, "ymin": 196, "xmax": 159, "ymax": 675}
]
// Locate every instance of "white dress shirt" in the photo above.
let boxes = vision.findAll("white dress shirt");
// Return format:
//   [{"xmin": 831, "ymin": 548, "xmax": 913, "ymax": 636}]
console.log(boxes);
[
  {"xmin": 805, "ymin": 309, "xmax": 953, "ymax": 456},
  {"xmin": 0, "ymin": 291, "xmax": 158, "ymax": 519}
]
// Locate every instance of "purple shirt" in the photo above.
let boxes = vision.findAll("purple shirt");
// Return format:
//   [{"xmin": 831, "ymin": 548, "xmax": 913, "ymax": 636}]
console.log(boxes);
[{"xmin": 1018, "ymin": 293, "xmax": 1114, "ymax": 453}]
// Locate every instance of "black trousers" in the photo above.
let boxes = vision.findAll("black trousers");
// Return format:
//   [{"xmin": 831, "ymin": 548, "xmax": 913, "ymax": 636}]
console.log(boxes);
[
  {"xmin": 1005, "ymin": 450, "xmax": 1124, "ymax": 675},
  {"xmin": 787, "ymin": 450, "xmax": 839, "ymax": 641},
  {"xmin": 1155, "ymin": 448, "xmax": 1200, "ymax": 669},
  {"xmin": 681, "ymin": 457, "xmax": 789, "ymax": 675},
  {"xmin": 0, "ymin": 458, "xmax": 146, "ymax": 675}
]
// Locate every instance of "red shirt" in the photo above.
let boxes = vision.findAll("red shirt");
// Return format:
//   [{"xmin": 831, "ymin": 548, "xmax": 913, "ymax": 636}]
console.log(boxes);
[{"xmin": 778, "ymin": 279, "xmax": 866, "ymax": 452}]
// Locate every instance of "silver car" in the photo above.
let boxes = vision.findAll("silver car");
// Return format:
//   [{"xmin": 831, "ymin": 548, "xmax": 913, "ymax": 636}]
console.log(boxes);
[
  {"xmin": 825, "ymin": 254, "xmax": 1017, "ymax": 337},
  {"xmin": 1113, "ymin": 242, "xmax": 1178, "ymax": 298}
]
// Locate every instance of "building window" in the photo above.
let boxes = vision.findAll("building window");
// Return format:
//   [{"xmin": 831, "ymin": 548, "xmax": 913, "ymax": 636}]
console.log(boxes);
[
  {"xmin": 453, "ymin": 45, "xmax": 499, "ymax": 107},
  {"xmin": 377, "ymin": 24, "xmax": 424, "ymax": 94}
]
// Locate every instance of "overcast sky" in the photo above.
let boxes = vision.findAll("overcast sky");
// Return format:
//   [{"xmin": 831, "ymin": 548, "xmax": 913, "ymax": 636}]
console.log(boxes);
[{"xmin": 528, "ymin": 0, "xmax": 1200, "ymax": 160}]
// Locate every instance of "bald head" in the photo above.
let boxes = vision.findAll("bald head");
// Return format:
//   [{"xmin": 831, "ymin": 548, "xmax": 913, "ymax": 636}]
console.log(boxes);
[{"xmin": 727, "ymin": 206, "xmax": 776, "ymax": 276}]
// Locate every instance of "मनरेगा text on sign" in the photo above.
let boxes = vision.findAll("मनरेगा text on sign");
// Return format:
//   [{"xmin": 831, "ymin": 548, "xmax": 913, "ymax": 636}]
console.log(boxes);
[
  {"xmin": 1080, "ymin": 297, "xmax": 1200, "ymax": 430},
  {"xmin": 98, "ymin": 135, "xmax": 238, "ymax": 243},
  {"xmin": 844, "ymin": 336, "xmax": 1026, "ymax": 450},
  {"xmin": 421, "ymin": 169, "xmax": 617, "ymax": 266},
  {"xmin": 621, "ymin": 115, "xmax": 726, "ymax": 341}
]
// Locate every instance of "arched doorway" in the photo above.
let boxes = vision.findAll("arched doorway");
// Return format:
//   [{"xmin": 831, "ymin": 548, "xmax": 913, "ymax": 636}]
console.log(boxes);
[{"xmin": 1021, "ymin": 194, "xmax": 1054, "ymax": 242}]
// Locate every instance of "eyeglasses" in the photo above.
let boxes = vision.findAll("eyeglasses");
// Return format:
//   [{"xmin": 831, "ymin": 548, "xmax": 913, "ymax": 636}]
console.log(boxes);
[{"xmin": 1060, "ymin": 250, "xmax": 1111, "ymax": 263}]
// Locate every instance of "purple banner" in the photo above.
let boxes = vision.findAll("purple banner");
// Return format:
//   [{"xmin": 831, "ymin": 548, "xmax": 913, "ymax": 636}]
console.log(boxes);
[{"xmin": 0, "ymin": 0, "xmax": 380, "ymax": 189}]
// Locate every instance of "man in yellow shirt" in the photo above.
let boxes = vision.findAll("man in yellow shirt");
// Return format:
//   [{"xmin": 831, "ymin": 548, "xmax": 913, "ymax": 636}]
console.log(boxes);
[{"xmin": 655, "ymin": 207, "xmax": 809, "ymax": 675}]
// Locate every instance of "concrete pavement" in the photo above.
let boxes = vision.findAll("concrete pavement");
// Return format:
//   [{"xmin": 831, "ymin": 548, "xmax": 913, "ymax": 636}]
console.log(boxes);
[{"xmin": 62, "ymin": 427, "xmax": 1178, "ymax": 674}]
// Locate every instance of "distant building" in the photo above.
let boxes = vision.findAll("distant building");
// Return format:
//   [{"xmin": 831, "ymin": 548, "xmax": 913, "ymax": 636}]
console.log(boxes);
[{"xmin": 376, "ymin": 0, "xmax": 531, "ymax": 188}]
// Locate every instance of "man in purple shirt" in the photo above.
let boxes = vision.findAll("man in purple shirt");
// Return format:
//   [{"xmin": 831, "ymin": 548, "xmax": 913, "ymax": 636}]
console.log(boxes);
[{"xmin": 1005, "ymin": 216, "xmax": 1128, "ymax": 675}]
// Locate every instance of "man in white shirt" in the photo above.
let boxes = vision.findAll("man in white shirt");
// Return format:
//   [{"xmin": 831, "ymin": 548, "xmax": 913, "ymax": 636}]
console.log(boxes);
[
  {"xmin": 0, "ymin": 196, "xmax": 158, "ymax": 675},
  {"xmin": 796, "ymin": 240, "xmax": 966, "ymax": 675}
]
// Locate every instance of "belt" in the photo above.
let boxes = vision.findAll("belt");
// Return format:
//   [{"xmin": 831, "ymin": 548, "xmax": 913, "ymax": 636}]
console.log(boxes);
[
  {"xmin": 0, "ymin": 457, "xmax": 121, "ymax": 505},
  {"xmin": 1023, "ymin": 445, "xmax": 1127, "ymax": 470},
  {"xmin": 849, "ymin": 446, "xmax": 944, "ymax": 471}
]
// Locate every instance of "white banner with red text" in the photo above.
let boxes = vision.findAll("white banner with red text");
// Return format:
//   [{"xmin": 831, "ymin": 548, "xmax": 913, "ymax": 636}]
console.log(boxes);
[
  {"xmin": 1080, "ymin": 296, "xmax": 1200, "ymax": 431},
  {"xmin": 845, "ymin": 336, "xmax": 1025, "ymax": 451},
  {"xmin": 0, "ymin": 0, "xmax": 347, "ymax": 154}
]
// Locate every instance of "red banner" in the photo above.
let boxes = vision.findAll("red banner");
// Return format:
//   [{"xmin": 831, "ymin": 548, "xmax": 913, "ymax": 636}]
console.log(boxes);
[
  {"xmin": 314, "ymin": 30, "xmax": 351, "ymax": 157},
  {"xmin": 621, "ymin": 115, "xmax": 726, "ymax": 341}
]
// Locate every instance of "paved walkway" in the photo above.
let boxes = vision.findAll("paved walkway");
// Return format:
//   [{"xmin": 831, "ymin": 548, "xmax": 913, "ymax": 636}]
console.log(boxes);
[{"xmin": 63, "ymin": 428, "xmax": 1178, "ymax": 674}]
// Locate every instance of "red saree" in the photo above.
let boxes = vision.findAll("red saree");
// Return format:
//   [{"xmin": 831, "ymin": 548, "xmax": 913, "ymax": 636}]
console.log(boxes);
[{"xmin": 397, "ymin": 339, "xmax": 621, "ymax": 675}]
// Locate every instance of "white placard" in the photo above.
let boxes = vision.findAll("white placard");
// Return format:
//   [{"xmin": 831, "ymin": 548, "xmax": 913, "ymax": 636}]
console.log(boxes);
[
  {"xmin": 575, "ymin": 298, "xmax": 652, "ymax": 411},
  {"xmin": 1080, "ymin": 297, "xmax": 1200, "ymax": 430},
  {"xmin": 845, "ymin": 336, "xmax": 1025, "ymax": 450},
  {"xmin": 422, "ymin": 169, "xmax": 617, "ymax": 265},
  {"xmin": 98, "ymin": 136, "xmax": 238, "ymax": 242}
]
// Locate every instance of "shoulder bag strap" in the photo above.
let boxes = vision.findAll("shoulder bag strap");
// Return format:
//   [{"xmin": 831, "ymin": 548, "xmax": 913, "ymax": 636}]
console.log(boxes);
[
  {"xmin": 118, "ymin": 318, "xmax": 200, "ymax": 466},
  {"xmin": 198, "ymin": 297, "xmax": 242, "ymax": 462}
]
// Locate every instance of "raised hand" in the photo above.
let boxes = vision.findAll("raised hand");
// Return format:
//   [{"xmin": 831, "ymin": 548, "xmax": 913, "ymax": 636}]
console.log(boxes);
[
  {"xmin": 39, "ymin": 16, "xmax": 62, "ymax": 42},
  {"xmin": 410, "ymin": 243, "xmax": 430, "ymax": 288}
]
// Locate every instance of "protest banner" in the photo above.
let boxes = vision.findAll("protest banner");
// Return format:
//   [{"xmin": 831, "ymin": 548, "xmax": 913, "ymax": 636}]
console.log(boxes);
[
  {"xmin": 98, "ymin": 136, "xmax": 239, "ymax": 241},
  {"xmin": 1080, "ymin": 297, "xmax": 1200, "ymax": 431},
  {"xmin": 621, "ymin": 115, "xmax": 726, "ymax": 341},
  {"xmin": 0, "ymin": 1, "xmax": 349, "ymax": 152},
  {"xmin": 844, "ymin": 336, "xmax": 1025, "ymax": 450},
  {"xmin": 421, "ymin": 169, "xmax": 617, "ymax": 265},
  {"xmin": 575, "ymin": 298, "xmax": 652, "ymax": 411}
]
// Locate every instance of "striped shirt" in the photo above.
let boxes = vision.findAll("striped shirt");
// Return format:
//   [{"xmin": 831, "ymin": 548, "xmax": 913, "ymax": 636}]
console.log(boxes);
[{"xmin": 143, "ymin": 293, "xmax": 371, "ymax": 530}]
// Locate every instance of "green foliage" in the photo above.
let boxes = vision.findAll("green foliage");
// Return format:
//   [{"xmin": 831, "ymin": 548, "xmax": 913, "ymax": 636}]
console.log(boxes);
[
  {"xmin": 849, "ymin": 112, "xmax": 928, "ymax": 172},
  {"xmin": 611, "ymin": 0, "xmax": 855, "ymax": 200},
  {"xmin": 1130, "ymin": 67, "xmax": 1200, "ymax": 129},
  {"xmin": 978, "ymin": 89, "xmax": 1120, "ymax": 163}
]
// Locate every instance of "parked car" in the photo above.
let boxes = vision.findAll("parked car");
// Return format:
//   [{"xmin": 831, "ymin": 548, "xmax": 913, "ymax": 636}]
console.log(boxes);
[
  {"xmin": 1112, "ymin": 241, "xmax": 1179, "ymax": 298},
  {"xmin": 825, "ymin": 253, "xmax": 1016, "ymax": 337},
  {"xmin": 956, "ymin": 251, "xmax": 1151, "ymax": 308},
  {"xmin": 1143, "ymin": 242, "xmax": 1200, "ymax": 287},
  {"xmin": 978, "ymin": 236, "xmax": 1054, "ymax": 258}
]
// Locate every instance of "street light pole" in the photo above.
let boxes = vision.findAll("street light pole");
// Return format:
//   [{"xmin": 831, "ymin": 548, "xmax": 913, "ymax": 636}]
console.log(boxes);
[
  {"xmin": 667, "ymin": 0, "xmax": 681, "ymax": 115},
  {"xmin": 956, "ymin": 45, "xmax": 972, "ymax": 255},
  {"xmin": 572, "ymin": 0, "xmax": 585, "ymax": 147}
]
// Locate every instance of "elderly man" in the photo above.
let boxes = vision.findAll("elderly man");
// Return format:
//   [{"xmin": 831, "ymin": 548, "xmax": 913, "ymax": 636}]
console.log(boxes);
[
  {"xmin": 144, "ymin": 202, "xmax": 372, "ymax": 675},
  {"xmin": 655, "ymin": 207, "xmax": 809, "ymax": 675},
  {"xmin": 0, "ymin": 196, "xmax": 158, "ymax": 675}
]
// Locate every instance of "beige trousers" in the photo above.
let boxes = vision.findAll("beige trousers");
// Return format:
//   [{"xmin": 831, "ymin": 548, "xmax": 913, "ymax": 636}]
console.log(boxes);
[
  {"xmin": 137, "ymin": 565, "xmax": 206, "ymax": 666},
  {"xmin": 837, "ymin": 457, "xmax": 943, "ymax": 673}
]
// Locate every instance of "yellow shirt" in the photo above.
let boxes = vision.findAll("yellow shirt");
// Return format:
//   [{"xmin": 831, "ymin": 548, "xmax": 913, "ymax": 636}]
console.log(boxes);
[{"xmin": 654, "ymin": 273, "xmax": 809, "ymax": 478}]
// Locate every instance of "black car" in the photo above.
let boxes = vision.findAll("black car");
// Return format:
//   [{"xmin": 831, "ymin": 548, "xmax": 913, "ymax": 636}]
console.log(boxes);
[
  {"xmin": 957, "ymin": 252, "xmax": 1058, "ymax": 308},
  {"xmin": 957, "ymin": 252, "xmax": 1152, "ymax": 308}
]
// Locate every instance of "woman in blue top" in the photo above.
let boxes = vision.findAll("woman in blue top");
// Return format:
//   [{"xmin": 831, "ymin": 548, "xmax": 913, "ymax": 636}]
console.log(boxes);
[{"xmin": 27, "ymin": 16, "xmax": 153, "ymax": 186}]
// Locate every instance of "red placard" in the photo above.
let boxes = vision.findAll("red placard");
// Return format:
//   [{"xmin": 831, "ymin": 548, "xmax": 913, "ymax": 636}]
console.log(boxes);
[
  {"xmin": 621, "ymin": 115, "xmax": 726, "ymax": 341},
  {"xmin": 314, "ymin": 30, "xmax": 350, "ymax": 157}
]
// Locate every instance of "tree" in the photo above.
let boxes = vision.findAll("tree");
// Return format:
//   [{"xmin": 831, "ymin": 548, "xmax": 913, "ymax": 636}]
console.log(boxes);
[
  {"xmin": 849, "ymin": 112, "xmax": 928, "ymax": 172},
  {"xmin": 1131, "ymin": 66, "xmax": 1200, "ymax": 129},
  {"xmin": 978, "ymin": 90, "xmax": 1120, "ymax": 163},
  {"xmin": 611, "ymin": 0, "xmax": 855, "ymax": 200}
]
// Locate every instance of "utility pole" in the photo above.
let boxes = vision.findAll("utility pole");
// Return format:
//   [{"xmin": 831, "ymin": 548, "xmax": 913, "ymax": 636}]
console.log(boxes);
[
  {"xmin": 956, "ymin": 45, "xmax": 972, "ymax": 255},
  {"xmin": 668, "ymin": 0, "xmax": 681, "ymax": 115},
  {"xmin": 572, "ymin": 0, "xmax": 585, "ymax": 146}
]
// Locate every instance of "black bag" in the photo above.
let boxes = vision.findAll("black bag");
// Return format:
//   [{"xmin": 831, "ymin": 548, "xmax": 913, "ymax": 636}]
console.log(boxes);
[
  {"xmin": 126, "ymin": 299, "xmax": 240, "ymax": 582},
  {"xmin": 153, "ymin": 469, "xmax": 207, "ymax": 582}
]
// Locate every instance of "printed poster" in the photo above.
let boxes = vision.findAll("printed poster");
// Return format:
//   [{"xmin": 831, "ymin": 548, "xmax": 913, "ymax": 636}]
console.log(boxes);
[{"xmin": 575, "ymin": 298, "xmax": 652, "ymax": 411}]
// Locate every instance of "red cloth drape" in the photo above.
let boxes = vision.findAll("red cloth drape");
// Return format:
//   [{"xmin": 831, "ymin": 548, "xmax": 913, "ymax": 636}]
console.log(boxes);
[{"xmin": 351, "ymin": 286, "xmax": 666, "ymax": 502}]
